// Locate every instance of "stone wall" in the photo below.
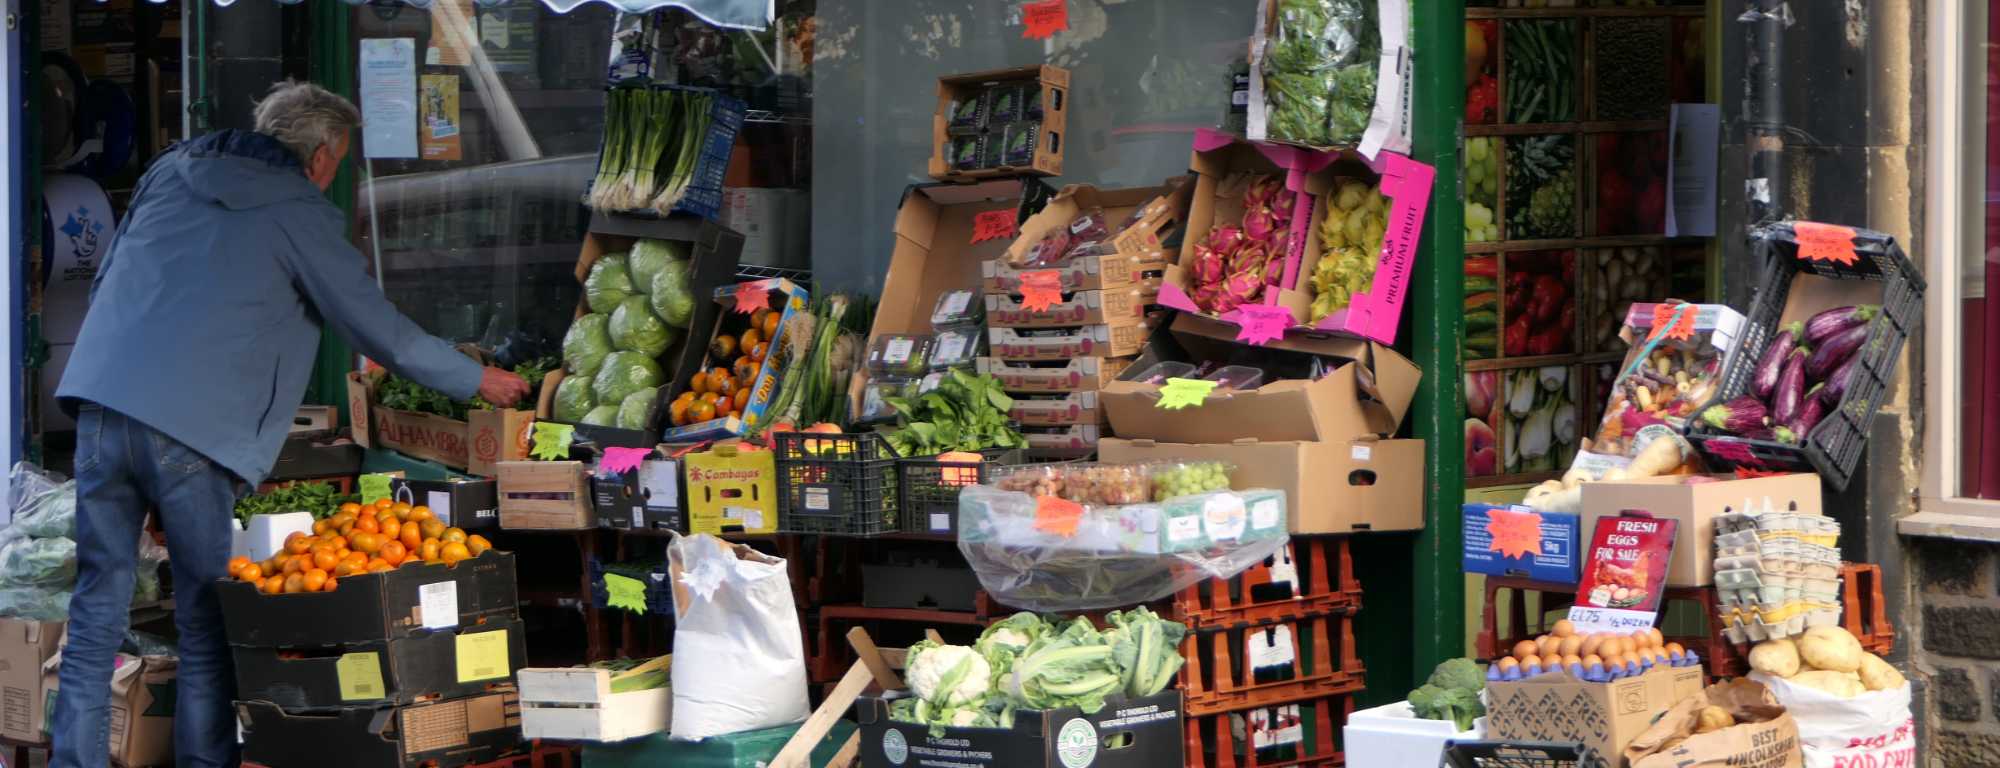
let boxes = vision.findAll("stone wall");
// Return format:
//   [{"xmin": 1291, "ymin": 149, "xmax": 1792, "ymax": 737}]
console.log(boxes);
[{"xmin": 1914, "ymin": 539, "xmax": 2000, "ymax": 766}]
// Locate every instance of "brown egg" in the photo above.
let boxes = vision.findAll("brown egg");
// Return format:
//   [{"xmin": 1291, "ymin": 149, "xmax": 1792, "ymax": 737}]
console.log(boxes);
[
  {"xmin": 1580, "ymin": 634, "xmax": 1605, "ymax": 658},
  {"xmin": 1498, "ymin": 656, "xmax": 1520, "ymax": 671},
  {"xmin": 1513, "ymin": 640, "xmax": 1539, "ymax": 661},
  {"xmin": 1558, "ymin": 635, "xmax": 1584, "ymax": 657},
  {"xmin": 1561, "ymin": 654, "xmax": 1582, "ymax": 667},
  {"xmin": 1536, "ymin": 636, "xmax": 1560, "ymax": 657},
  {"xmin": 1665, "ymin": 642, "xmax": 1686, "ymax": 657},
  {"xmin": 1648, "ymin": 628, "xmax": 1666, "ymax": 648},
  {"xmin": 1582, "ymin": 653, "xmax": 1604, "ymax": 668},
  {"xmin": 1552, "ymin": 619, "xmax": 1576, "ymax": 638},
  {"xmin": 1541, "ymin": 654, "xmax": 1566, "ymax": 670}
]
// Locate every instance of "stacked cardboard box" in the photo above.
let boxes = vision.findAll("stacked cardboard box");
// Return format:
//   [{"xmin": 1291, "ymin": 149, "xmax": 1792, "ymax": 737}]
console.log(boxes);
[{"xmin": 221, "ymin": 552, "xmax": 526, "ymax": 768}]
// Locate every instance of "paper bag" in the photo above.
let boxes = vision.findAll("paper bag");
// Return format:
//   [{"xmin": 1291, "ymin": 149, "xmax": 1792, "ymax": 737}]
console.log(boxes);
[
  {"xmin": 666, "ymin": 534, "xmax": 809, "ymax": 740},
  {"xmin": 1626, "ymin": 678, "xmax": 1802, "ymax": 768},
  {"xmin": 1751, "ymin": 672, "xmax": 1915, "ymax": 768}
]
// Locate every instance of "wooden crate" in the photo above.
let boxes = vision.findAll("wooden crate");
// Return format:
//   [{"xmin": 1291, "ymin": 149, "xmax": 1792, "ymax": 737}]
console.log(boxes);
[
  {"xmin": 497, "ymin": 461, "xmax": 594, "ymax": 530},
  {"xmin": 519, "ymin": 657, "xmax": 672, "ymax": 742}
]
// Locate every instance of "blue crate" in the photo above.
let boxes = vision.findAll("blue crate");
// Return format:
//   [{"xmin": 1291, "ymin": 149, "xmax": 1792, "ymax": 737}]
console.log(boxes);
[
  {"xmin": 1461, "ymin": 503, "xmax": 1582, "ymax": 584},
  {"xmin": 583, "ymin": 84, "xmax": 746, "ymax": 221}
]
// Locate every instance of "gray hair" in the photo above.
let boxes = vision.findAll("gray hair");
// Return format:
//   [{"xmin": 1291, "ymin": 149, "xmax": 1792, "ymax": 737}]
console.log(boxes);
[{"xmin": 252, "ymin": 80, "xmax": 361, "ymax": 163}]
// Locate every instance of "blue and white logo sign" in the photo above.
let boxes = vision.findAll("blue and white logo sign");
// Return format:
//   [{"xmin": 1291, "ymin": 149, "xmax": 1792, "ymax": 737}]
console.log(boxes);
[
  {"xmin": 881, "ymin": 728, "xmax": 908, "ymax": 765},
  {"xmin": 1056, "ymin": 718, "xmax": 1098, "ymax": 768}
]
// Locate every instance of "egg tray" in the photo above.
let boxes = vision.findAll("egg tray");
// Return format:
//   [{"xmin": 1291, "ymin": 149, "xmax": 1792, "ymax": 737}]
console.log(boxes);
[
  {"xmin": 1714, "ymin": 510, "xmax": 1840, "ymax": 541},
  {"xmin": 1716, "ymin": 605, "xmax": 1841, "ymax": 643}
]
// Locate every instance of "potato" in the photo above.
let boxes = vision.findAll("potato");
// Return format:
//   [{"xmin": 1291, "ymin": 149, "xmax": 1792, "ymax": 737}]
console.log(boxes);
[
  {"xmin": 1748, "ymin": 638, "xmax": 1801, "ymax": 678},
  {"xmin": 1694, "ymin": 705, "xmax": 1737, "ymax": 734},
  {"xmin": 1792, "ymin": 670, "xmax": 1865, "ymax": 698},
  {"xmin": 1798, "ymin": 626, "xmax": 1864, "ymax": 673},
  {"xmin": 1858, "ymin": 653, "xmax": 1906, "ymax": 691}
]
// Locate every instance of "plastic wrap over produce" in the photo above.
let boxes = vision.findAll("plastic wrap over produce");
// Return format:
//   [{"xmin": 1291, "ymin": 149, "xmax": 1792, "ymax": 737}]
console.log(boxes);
[
  {"xmin": 1250, "ymin": 0, "xmax": 1411, "ymax": 157},
  {"xmin": 957, "ymin": 484, "xmax": 1290, "ymax": 612}
]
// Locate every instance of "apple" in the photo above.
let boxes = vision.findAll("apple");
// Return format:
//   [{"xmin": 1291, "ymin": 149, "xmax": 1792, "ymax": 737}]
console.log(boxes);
[{"xmin": 1466, "ymin": 418, "xmax": 1499, "ymax": 476}]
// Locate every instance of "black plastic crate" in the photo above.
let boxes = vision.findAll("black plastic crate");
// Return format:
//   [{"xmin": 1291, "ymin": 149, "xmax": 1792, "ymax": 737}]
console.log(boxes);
[
  {"xmin": 895, "ymin": 447, "xmax": 1023, "ymax": 536},
  {"xmin": 776, "ymin": 431, "xmax": 902, "ymax": 536},
  {"xmin": 1440, "ymin": 742, "xmax": 1592, "ymax": 768},
  {"xmin": 588, "ymin": 557, "xmax": 674, "ymax": 615},
  {"xmin": 1683, "ymin": 222, "xmax": 1925, "ymax": 490}
]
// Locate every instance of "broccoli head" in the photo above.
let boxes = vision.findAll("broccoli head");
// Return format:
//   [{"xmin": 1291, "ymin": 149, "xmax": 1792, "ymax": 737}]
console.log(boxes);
[
  {"xmin": 1408, "ymin": 683, "xmax": 1485, "ymax": 732},
  {"xmin": 1426, "ymin": 658, "xmax": 1486, "ymax": 693}
]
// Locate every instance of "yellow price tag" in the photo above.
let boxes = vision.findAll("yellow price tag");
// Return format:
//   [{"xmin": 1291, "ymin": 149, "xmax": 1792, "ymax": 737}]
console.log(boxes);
[
  {"xmin": 336, "ymin": 652, "xmax": 385, "ymax": 701},
  {"xmin": 456, "ymin": 628, "xmax": 511, "ymax": 683}
]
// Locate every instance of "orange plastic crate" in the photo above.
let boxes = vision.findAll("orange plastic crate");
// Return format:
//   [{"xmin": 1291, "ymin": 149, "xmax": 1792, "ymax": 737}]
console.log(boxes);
[
  {"xmin": 1181, "ymin": 613, "xmax": 1365, "ymax": 716},
  {"xmin": 1173, "ymin": 538, "xmax": 1361, "ymax": 628},
  {"xmin": 1183, "ymin": 693, "xmax": 1353, "ymax": 768}
]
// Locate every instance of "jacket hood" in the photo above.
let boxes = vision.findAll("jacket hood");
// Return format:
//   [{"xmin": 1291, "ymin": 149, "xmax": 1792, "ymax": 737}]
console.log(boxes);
[{"xmin": 172, "ymin": 130, "xmax": 327, "ymax": 211}]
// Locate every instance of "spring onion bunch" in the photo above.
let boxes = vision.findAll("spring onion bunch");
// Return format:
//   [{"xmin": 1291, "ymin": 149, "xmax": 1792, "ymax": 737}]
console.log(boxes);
[{"xmin": 587, "ymin": 86, "xmax": 719, "ymax": 214}]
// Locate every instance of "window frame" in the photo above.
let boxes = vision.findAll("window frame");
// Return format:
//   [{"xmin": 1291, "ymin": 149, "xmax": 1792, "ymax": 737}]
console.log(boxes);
[{"xmin": 1914, "ymin": 0, "xmax": 2000, "ymax": 525}]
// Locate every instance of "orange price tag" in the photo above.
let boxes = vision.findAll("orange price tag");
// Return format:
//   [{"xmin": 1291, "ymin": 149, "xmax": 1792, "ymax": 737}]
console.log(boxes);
[
  {"xmin": 1647, "ymin": 303, "xmax": 1697, "ymax": 342},
  {"xmin": 1018, "ymin": 270, "xmax": 1064, "ymax": 313},
  {"xmin": 733, "ymin": 282, "xmax": 767, "ymax": 315},
  {"xmin": 971, "ymin": 210, "xmax": 1018, "ymax": 244},
  {"xmin": 1021, "ymin": 0, "xmax": 1068, "ymax": 39},
  {"xmin": 1792, "ymin": 222, "xmax": 1859, "ymax": 267},
  {"xmin": 1032, "ymin": 495, "xmax": 1084, "ymax": 538},
  {"xmin": 1485, "ymin": 507, "xmax": 1543, "ymax": 560}
]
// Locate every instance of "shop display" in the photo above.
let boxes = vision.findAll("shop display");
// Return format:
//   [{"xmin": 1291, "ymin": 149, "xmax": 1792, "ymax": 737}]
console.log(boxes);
[
  {"xmin": 1713, "ymin": 504, "xmax": 1843, "ymax": 644},
  {"xmin": 1623, "ymin": 679, "xmax": 1802, "ymax": 768},
  {"xmin": 587, "ymin": 85, "xmax": 742, "ymax": 218},
  {"xmin": 1253, "ymin": 0, "xmax": 1387, "ymax": 148},
  {"xmin": 1307, "ymin": 179, "xmax": 1389, "ymax": 322},
  {"xmin": 929, "ymin": 66, "xmax": 1068, "ymax": 179},
  {"xmin": 878, "ymin": 369, "xmax": 1022, "ymax": 458}
]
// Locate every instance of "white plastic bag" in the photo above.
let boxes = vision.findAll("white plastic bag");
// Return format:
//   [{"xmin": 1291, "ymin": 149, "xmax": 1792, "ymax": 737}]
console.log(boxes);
[
  {"xmin": 1750, "ymin": 672, "xmax": 1915, "ymax": 768},
  {"xmin": 666, "ymin": 533, "xmax": 808, "ymax": 740}
]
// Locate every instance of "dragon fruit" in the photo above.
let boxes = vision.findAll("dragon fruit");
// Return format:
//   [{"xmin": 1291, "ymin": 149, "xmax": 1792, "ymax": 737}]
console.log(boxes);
[
  {"xmin": 1229, "ymin": 242, "xmax": 1269, "ymax": 276},
  {"xmin": 1223, "ymin": 268, "xmax": 1266, "ymax": 306},
  {"xmin": 1271, "ymin": 185, "xmax": 1298, "ymax": 223},
  {"xmin": 1263, "ymin": 250, "xmax": 1286, "ymax": 286},
  {"xmin": 1193, "ymin": 249, "xmax": 1227, "ymax": 286},
  {"xmin": 1243, "ymin": 206, "xmax": 1279, "ymax": 243},
  {"xmin": 1244, "ymin": 175, "xmax": 1282, "ymax": 209}
]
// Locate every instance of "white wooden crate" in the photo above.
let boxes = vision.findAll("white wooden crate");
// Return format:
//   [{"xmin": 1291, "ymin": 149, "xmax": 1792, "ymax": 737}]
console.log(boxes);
[{"xmin": 518, "ymin": 661, "xmax": 671, "ymax": 743}]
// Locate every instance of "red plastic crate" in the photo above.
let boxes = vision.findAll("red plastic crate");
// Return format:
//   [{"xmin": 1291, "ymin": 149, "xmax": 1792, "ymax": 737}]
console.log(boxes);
[
  {"xmin": 1184, "ymin": 693, "xmax": 1354, "ymax": 768},
  {"xmin": 1173, "ymin": 538, "xmax": 1360, "ymax": 628},
  {"xmin": 1181, "ymin": 613, "xmax": 1365, "ymax": 716},
  {"xmin": 1842, "ymin": 562, "xmax": 1895, "ymax": 655}
]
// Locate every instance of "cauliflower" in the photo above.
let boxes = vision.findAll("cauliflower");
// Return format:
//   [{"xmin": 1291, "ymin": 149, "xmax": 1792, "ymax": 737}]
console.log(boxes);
[
  {"xmin": 985, "ymin": 627, "xmax": 1032, "ymax": 651},
  {"xmin": 906, "ymin": 642, "xmax": 991, "ymax": 708},
  {"xmin": 950, "ymin": 709, "xmax": 982, "ymax": 727}
]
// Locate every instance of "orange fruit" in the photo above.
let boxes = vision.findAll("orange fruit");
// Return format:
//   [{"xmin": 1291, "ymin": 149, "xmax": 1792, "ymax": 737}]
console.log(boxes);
[
  {"xmin": 237, "ymin": 563, "xmax": 264, "ymax": 582},
  {"xmin": 440, "ymin": 541, "xmax": 472, "ymax": 565},
  {"xmin": 354, "ymin": 515, "xmax": 379, "ymax": 534},
  {"xmin": 761, "ymin": 311, "xmax": 780, "ymax": 341},
  {"xmin": 466, "ymin": 535, "xmax": 492, "ymax": 556},
  {"xmin": 710, "ymin": 335, "xmax": 738, "ymax": 360},
  {"xmin": 367, "ymin": 560, "xmax": 394, "ymax": 574},
  {"xmin": 228, "ymin": 555, "xmax": 252, "ymax": 574},
  {"xmin": 749, "ymin": 342, "xmax": 770, "ymax": 363},
  {"xmin": 302, "ymin": 569, "xmax": 329, "ymax": 592},
  {"xmin": 708, "ymin": 367, "xmax": 732, "ymax": 389},
  {"xmin": 441, "ymin": 527, "xmax": 468, "ymax": 544},
  {"xmin": 284, "ymin": 533, "xmax": 312, "ymax": 555},
  {"xmin": 418, "ymin": 519, "xmax": 445, "ymax": 540},
  {"xmin": 334, "ymin": 560, "xmax": 359, "ymax": 577},
  {"xmin": 375, "ymin": 498, "xmax": 393, "ymax": 511},
  {"xmin": 400, "ymin": 525, "xmax": 423, "ymax": 552},
  {"xmin": 670, "ymin": 398, "xmax": 692, "ymax": 426},
  {"xmin": 712, "ymin": 374, "xmax": 738, "ymax": 398},
  {"xmin": 351, "ymin": 532, "xmax": 383, "ymax": 555},
  {"xmin": 282, "ymin": 556, "xmax": 306, "ymax": 575},
  {"xmin": 339, "ymin": 502, "xmax": 362, "ymax": 515},
  {"xmin": 331, "ymin": 512, "xmax": 355, "ymax": 529},
  {"xmin": 392, "ymin": 501, "xmax": 412, "ymax": 514},
  {"xmin": 263, "ymin": 556, "xmax": 283, "ymax": 575},
  {"xmin": 687, "ymin": 399, "xmax": 717, "ymax": 424},
  {"xmin": 261, "ymin": 577, "xmax": 283, "ymax": 595},
  {"xmin": 690, "ymin": 373, "xmax": 709, "ymax": 395},
  {"xmin": 345, "ymin": 550, "xmax": 368, "ymax": 566},
  {"xmin": 420, "ymin": 539, "xmax": 442, "ymax": 563},
  {"xmin": 378, "ymin": 541, "xmax": 407, "ymax": 566},
  {"xmin": 312, "ymin": 550, "xmax": 340, "ymax": 571},
  {"xmin": 283, "ymin": 574, "xmax": 305, "ymax": 594},
  {"xmin": 322, "ymin": 578, "xmax": 338, "ymax": 592},
  {"xmin": 330, "ymin": 535, "xmax": 349, "ymax": 551},
  {"xmin": 407, "ymin": 506, "xmax": 433, "ymax": 523},
  {"xmin": 312, "ymin": 519, "xmax": 332, "ymax": 536},
  {"xmin": 733, "ymin": 388, "xmax": 750, "ymax": 411},
  {"xmin": 380, "ymin": 518, "xmax": 402, "ymax": 540},
  {"xmin": 741, "ymin": 327, "xmax": 763, "ymax": 352},
  {"xmin": 676, "ymin": 391, "xmax": 696, "ymax": 403}
]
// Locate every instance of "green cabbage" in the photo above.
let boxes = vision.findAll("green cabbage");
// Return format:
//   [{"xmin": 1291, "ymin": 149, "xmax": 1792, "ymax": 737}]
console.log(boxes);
[
  {"xmin": 649, "ymin": 262, "xmax": 695, "ymax": 328},
  {"xmin": 609, "ymin": 296, "xmax": 677, "ymax": 357},
  {"xmin": 616, "ymin": 387, "xmax": 659, "ymax": 430},
  {"xmin": 584, "ymin": 253, "xmax": 636, "ymax": 313},
  {"xmin": 562, "ymin": 314, "xmax": 615, "ymax": 376},
  {"xmin": 553, "ymin": 374, "xmax": 597, "ymax": 423},
  {"xmin": 592, "ymin": 351, "xmax": 664, "ymax": 405},
  {"xmin": 581, "ymin": 405, "xmax": 621, "ymax": 427},
  {"xmin": 628, "ymin": 239, "xmax": 689, "ymax": 294}
]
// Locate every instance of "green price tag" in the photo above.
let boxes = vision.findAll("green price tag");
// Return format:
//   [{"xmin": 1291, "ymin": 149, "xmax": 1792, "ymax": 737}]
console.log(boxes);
[
  {"xmin": 358, "ymin": 474, "xmax": 393, "ymax": 505},
  {"xmin": 1155, "ymin": 378, "xmax": 1218, "ymax": 410},
  {"xmin": 529, "ymin": 421, "xmax": 576, "ymax": 461},
  {"xmin": 603, "ymin": 572, "xmax": 648, "ymax": 614}
]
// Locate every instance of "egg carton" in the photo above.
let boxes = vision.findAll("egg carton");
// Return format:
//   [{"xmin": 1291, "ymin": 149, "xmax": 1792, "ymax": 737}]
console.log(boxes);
[{"xmin": 1714, "ymin": 529, "xmax": 1763, "ymax": 556}]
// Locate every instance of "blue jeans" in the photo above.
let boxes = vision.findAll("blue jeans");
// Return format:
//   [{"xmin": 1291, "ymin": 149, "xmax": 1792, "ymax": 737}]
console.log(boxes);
[{"xmin": 51, "ymin": 404, "xmax": 241, "ymax": 768}]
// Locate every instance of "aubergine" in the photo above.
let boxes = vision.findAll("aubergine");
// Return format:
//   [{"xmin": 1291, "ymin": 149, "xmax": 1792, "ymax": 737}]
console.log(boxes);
[
  {"xmin": 1750, "ymin": 321, "xmax": 1803, "ymax": 400},
  {"xmin": 1819, "ymin": 354, "xmax": 1859, "ymax": 405},
  {"xmin": 1806, "ymin": 321, "xmax": 1871, "ymax": 380},
  {"xmin": 1803, "ymin": 304, "xmax": 1879, "ymax": 346},
  {"xmin": 1772, "ymin": 348, "xmax": 1809, "ymax": 425},
  {"xmin": 1701, "ymin": 395, "xmax": 1769, "ymax": 435},
  {"xmin": 1789, "ymin": 383, "xmax": 1827, "ymax": 438}
]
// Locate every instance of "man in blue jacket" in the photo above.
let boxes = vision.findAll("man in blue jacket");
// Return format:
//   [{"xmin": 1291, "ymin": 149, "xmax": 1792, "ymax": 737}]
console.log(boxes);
[{"xmin": 50, "ymin": 81, "xmax": 531, "ymax": 767}]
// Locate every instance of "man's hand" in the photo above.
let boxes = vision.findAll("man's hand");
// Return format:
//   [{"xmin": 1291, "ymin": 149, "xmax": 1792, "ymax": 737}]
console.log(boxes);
[{"xmin": 478, "ymin": 366, "xmax": 532, "ymax": 407}]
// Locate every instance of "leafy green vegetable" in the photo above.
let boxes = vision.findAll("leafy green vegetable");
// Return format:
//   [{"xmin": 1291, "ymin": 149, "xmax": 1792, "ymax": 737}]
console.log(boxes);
[
  {"xmin": 553, "ymin": 375, "xmax": 596, "ymax": 423},
  {"xmin": 628, "ymin": 238, "xmax": 688, "ymax": 293},
  {"xmin": 1005, "ymin": 617, "xmax": 1122, "ymax": 714},
  {"xmin": 233, "ymin": 481, "xmax": 355, "ymax": 527},
  {"xmin": 563, "ymin": 314, "xmax": 615, "ymax": 377},
  {"xmin": 1104, "ymin": 607, "xmax": 1189, "ymax": 698},
  {"xmin": 609, "ymin": 296, "xmax": 677, "ymax": 357},
  {"xmin": 375, "ymin": 355, "xmax": 552, "ymax": 420},
  {"xmin": 592, "ymin": 351, "xmax": 664, "ymax": 405},
  {"xmin": 1261, "ymin": 0, "xmax": 1380, "ymax": 147},
  {"xmin": 584, "ymin": 254, "xmax": 636, "ymax": 313},
  {"xmin": 616, "ymin": 387, "xmax": 659, "ymax": 430},
  {"xmin": 582, "ymin": 405, "xmax": 621, "ymax": 426},
  {"xmin": 649, "ymin": 262, "xmax": 696, "ymax": 328},
  {"xmin": 882, "ymin": 369, "xmax": 1022, "ymax": 457}
]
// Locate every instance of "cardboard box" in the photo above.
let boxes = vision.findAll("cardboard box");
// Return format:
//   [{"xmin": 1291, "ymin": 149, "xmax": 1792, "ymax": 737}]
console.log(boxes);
[
  {"xmin": 982, "ymin": 250, "xmax": 1170, "ymax": 295},
  {"xmin": 658, "ymin": 278, "xmax": 811, "ymax": 443},
  {"xmin": 1581, "ymin": 473, "xmax": 1823, "ymax": 587},
  {"xmin": 593, "ymin": 458, "xmax": 684, "ymax": 532},
  {"xmin": 42, "ymin": 650, "xmax": 174, "ymax": 766},
  {"xmin": 855, "ymin": 179, "xmax": 1052, "ymax": 414},
  {"xmin": 238, "ymin": 689, "xmax": 522, "ymax": 768},
  {"xmin": 519, "ymin": 661, "xmax": 672, "ymax": 742},
  {"xmin": 217, "ymin": 551, "xmax": 519, "ymax": 647},
  {"xmin": 984, "ymin": 287, "xmax": 1154, "ymax": 329},
  {"xmin": 1021, "ymin": 424, "xmax": 1101, "ymax": 459},
  {"xmin": 269, "ymin": 433, "xmax": 365, "ymax": 483},
  {"xmin": 346, "ymin": 371, "xmax": 535, "ymax": 477},
  {"xmin": 387, "ymin": 477, "xmax": 500, "ymax": 532},
  {"xmin": 999, "ymin": 181, "xmax": 1189, "ymax": 267},
  {"xmin": 0, "ymin": 619, "xmax": 61, "ymax": 742},
  {"xmin": 856, "ymin": 690, "xmax": 1181, "ymax": 768},
  {"xmin": 1009, "ymin": 391, "xmax": 1105, "ymax": 427},
  {"xmin": 1100, "ymin": 437, "xmax": 1425, "ymax": 533},
  {"xmin": 988, "ymin": 325, "xmax": 1151, "ymax": 362},
  {"xmin": 291, "ymin": 405, "xmax": 338, "ymax": 434},
  {"xmin": 1100, "ymin": 323, "xmax": 1419, "ymax": 444},
  {"xmin": 684, "ymin": 445, "xmax": 777, "ymax": 535},
  {"xmin": 929, "ymin": 65, "xmax": 1069, "ymax": 180},
  {"xmin": 976, "ymin": 357, "xmax": 1130, "ymax": 394},
  {"xmin": 494, "ymin": 461, "xmax": 594, "ymax": 530},
  {"xmin": 1462, "ymin": 503, "xmax": 1583, "ymax": 584},
  {"xmin": 230, "ymin": 617, "xmax": 523, "ymax": 711},
  {"xmin": 1486, "ymin": 665, "xmax": 1704, "ymax": 766},
  {"xmin": 1624, "ymin": 678, "xmax": 1802, "ymax": 768}
]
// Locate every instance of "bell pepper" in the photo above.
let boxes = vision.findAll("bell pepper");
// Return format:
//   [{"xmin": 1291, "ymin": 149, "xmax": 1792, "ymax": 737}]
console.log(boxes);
[
  {"xmin": 1530, "ymin": 275, "xmax": 1565, "ymax": 324},
  {"xmin": 1504, "ymin": 314, "xmax": 1532, "ymax": 357},
  {"xmin": 1466, "ymin": 256, "xmax": 1499, "ymax": 279}
]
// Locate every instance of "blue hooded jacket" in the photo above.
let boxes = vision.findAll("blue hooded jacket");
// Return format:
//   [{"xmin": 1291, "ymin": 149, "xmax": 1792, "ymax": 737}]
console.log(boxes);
[{"xmin": 58, "ymin": 130, "xmax": 482, "ymax": 485}]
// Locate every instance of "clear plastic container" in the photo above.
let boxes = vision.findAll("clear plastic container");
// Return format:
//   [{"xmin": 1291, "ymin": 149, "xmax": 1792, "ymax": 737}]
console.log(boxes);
[
  {"xmin": 1064, "ymin": 239, "xmax": 1112, "ymax": 262},
  {"xmin": 1203, "ymin": 365, "xmax": 1267, "ymax": 391},
  {"xmin": 1065, "ymin": 209, "xmax": 1111, "ymax": 241},
  {"xmin": 1015, "ymin": 228, "xmax": 1073, "ymax": 268},
  {"xmin": 949, "ymin": 135, "xmax": 986, "ymax": 171},
  {"xmin": 988, "ymin": 85, "xmax": 1025, "ymax": 124},
  {"xmin": 930, "ymin": 289, "xmax": 982, "ymax": 329},
  {"xmin": 999, "ymin": 122, "xmax": 1040, "ymax": 167},
  {"xmin": 930, "ymin": 326, "xmax": 984, "ymax": 370},
  {"xmin": 1130, "ymin": 361, "xmax": 1197, "ymax": 385},
  {"xmin": 989, "ymin": 464, "xmax": 1065, "ymax": 498},
  {"xmin": 1148, "ymin": 461, "xmax": 1236, "ymax": 501},
  {"xmin": 947, "ymin": 90, "xmax": 988, "ymax": 133},
  {"xmin": 1059, "ymin": 464, "xmax": 1153, "ymax": 506},
  {"xmin": 857, "ymin": 377, "xmax": 913, "ymax": 424},
  {"xmin": 867, "ymin": 334, "xmax": 934, "ymax": 377}
]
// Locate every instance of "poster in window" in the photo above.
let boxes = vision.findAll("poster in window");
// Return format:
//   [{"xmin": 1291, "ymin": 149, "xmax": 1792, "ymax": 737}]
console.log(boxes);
[
  {"xmin": 358, "ymin": 38, "xmax": 418, "ymax": 159},
  {"xmin": 420, "ymin": 74, "xmax": 463, "ymax": 162},
  {"xmin": 427, "ymin": 0, "xmax": 473, "ymax": 67}
]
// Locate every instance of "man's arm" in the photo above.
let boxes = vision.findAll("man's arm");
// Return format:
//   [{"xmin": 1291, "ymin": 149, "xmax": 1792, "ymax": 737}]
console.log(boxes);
[{"xmin": 275, "ymin": 203, "xmax": 484, "ymax": 400}]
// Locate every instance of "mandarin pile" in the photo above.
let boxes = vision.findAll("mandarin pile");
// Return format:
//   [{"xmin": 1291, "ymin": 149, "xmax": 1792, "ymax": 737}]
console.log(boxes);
[{"xmin": 226, "ymin": 498, "xmax": 493, "ymax": 595}]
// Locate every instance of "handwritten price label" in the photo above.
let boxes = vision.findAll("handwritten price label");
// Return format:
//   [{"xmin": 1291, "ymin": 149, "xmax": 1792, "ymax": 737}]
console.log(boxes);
[
  {"xmin": 1792, "ymin": 222, "xmax": 1859, "ymax": 267},
  {"xmin": 1648, "ymin": 303, "xmax": 1697, "ymax": 342},
  {"xmin": 1228, "ymin": 304, "xmax": 1294, "ymax": 346},
  {"xmin": 599, "ymin": 446, "xmax": 654, "ymax": 475},
  {"xmin": 1155, "ymin": 378, "xmax": 1217, "ymax": 410},
  {"xmin": 971, "ymin": 210, "xmax": 1019, "ymax": 244},
  {"xmin": 1032, "ymin": 495, "xmax": 1084, "ymax": 538},
  {"xmin": 1021, "ymin": 0, "xmax": 1068, "ymax": 39},
  {"xmin": 733, "ymin": 282, "xmax": 768, "ymax": 315},
  {"xmin": 1018, "ymin": 270, "xmax": 1064, "ymax": 313},
  {"xmin": 529, "ymin": 421, "xmax": 576, "ymax": 461}
]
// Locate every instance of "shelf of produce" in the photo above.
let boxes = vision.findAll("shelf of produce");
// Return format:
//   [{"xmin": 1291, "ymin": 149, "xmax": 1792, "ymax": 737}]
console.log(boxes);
[
  {"xmin": 1478, "ymin": 575, "xmax": 1742, "ymax": 680},
  {"xmin": 1464, "ymin": 120, "xmax": 1673, "ymax": 137},
  {"xmin": 1183, "ymin": 692, "xmax": 1355, "ymax": 768}
]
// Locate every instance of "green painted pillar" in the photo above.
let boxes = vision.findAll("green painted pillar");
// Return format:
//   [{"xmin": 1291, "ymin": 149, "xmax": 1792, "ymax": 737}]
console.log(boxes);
[{"xmin": 307, "ymin": 2, "xmax": 357, "ymax": 425}]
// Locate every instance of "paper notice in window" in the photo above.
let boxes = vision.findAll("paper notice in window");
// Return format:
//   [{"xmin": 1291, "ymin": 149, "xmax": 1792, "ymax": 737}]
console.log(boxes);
[{"xmin": 358, "ymin": 38, "xmax": 418, "ymax": 159}]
